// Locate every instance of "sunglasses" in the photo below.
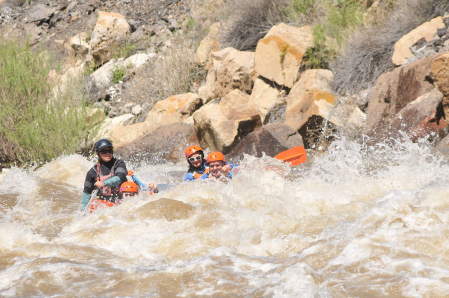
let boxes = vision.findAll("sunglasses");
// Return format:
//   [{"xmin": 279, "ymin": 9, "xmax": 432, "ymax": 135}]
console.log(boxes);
[
  {"xmin": 99, "ymin": 149, "xmax": 113, "ymax": 154},
  {"xmin": 188, "ymin": 155, "xmax": 202, "ymax": 162}
]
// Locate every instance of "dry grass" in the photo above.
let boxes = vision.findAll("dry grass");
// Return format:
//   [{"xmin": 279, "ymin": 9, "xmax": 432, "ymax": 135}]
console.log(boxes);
[
  {"xmin": 332, "ymin": 0, "xmax": 449, "ymax": 95},
  {"xmin": 221, "ymin": 0, "xmax": 289, "ymax": 51}
]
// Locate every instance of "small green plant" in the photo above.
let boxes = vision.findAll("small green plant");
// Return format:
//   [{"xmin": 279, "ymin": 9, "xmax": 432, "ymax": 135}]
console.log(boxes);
[
  {"xmin": 185, "ymin": 17, "xmax": 196, "ymax": 31},
  {"xmin": 324, "ymin": 0, "xmax": 364, "ymax": 46},
  {"xmin": 112, "ymin": 66, "xmax": 126, "ymax": 84},
  {"xmin": 302, "ymin": 24, "xmax": 336, "ymax": 69}
]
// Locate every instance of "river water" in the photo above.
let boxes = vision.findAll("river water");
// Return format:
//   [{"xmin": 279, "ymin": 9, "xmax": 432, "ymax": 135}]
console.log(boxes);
[{"xmin": 1, "ymin": 138, "xmax": 449, "ymax": 297}]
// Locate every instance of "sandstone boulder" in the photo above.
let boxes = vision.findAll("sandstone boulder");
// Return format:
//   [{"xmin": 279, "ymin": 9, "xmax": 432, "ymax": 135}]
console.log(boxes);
[
  {"xmin": 110, "ymin": 93, "xmax": 201, "ymax": 148},
  {"xmin": 199, "ymin": 47, "xmax": 255, "ymax": 102},
  {"xmin": 193, "ymin": 90, "xmax": 261, "ymax": 152},
  {"xmin": 115, "ymin": 123, "xmax": 199, "ymax": 163},
  {"xmin": 147, "ymin": 93, "xmax": 202, "ymax": 122},
  {"xmin": 255, "ymin": 23, "xmax": 314, "ymax": 88},
  {"xmin": 366, "ymin": 54, "xmax": 438, "ymax": 136},
  {"xmin": 95, "ymin": 113, "xmax": 135, "ymax": 141},
  {"xmin": 90, "ymin": 11, "xmax": 131, "ymax": 65},
  {"xmin": 431, "ymin": 52, "xmax": 449, "ymax": 115},
  {"xmin": 285, "ymin": 69, "xmax": 336, "ymax": 131},
  {"xmin": 86, "ymin": 53, "xmax": 154, "ymax": 101},
  {"xmin": 249, "ymin": 78, "xmax": 283, "ymax": 124},
  {"xmin": 195, "ymin": 22, "xmax": 221, "ymax": 67},
  {"xmin": 391, "ymin": 89, "xmax": 447, "ymax": 140},
  {"xmin": 392, "ymin": 16, "xmax": 447, "ymax": 66},
  {"xmin": 67, "ymin": 32, "xmax": 90, "ymax": 57},
  {"xmin": 229, "ymin": 123, "xmax": 303, "ymax": 159}
]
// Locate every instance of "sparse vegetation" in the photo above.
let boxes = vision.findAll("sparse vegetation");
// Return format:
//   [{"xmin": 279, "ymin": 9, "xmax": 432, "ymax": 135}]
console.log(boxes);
[
  {"xmin": 0, "ymin": 41, "xmax": 93, "ymax": 165},
  {"xmin": 332, "ymin": 0, "xmax": 449, "ymax": 95},
  {"xmin": 112, "ymin": 41, "xmax": 138, "ymax": 59},
  {"xmin": 112, "ymin": 66, "xmax": 126, "ymax": 84}
]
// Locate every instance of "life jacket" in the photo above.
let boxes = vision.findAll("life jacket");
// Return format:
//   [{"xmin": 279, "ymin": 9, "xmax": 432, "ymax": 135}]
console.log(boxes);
[
  {"xmin": 193, "ymin": 168, "xmax": 209, "ymax": 179},
  {"xmin": 95, "ymin": 160, "xmax": 120, "ymax": 200}
]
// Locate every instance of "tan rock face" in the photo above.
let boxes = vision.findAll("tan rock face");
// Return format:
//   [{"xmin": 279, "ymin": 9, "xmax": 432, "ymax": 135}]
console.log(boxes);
[
  {"xmin": 110, "ymin": 93, "xmax": 201, "ymax": 148},
  {"xmin": 431, "ymin": 52, "xmax": 449, "ymax": 113},
  {"xmin": 195, "ymin": 22, "xmax": 221, "ymax": 66},
  {"xmin": 366, "ymin": 55, "xmax": 437, "ymax": 136},
  {"xmin": 193, "ymin": 90, "xmax": 261, "ymax": 152},
  {"xmin": 200, "ymin": 47, "xmax": 255, "ymax": 101},
  {"xmin": 390, "ymin": 88, "xmax": 445, "ymax": 140},
  {"xmin": 249, "ymin": 78, "xmax": 282, "ymax": 124},
  {"xmin": 255, "ymin": 23, "xmax": 314, "ymax": 88},
  {"xmin": 114, "ymin": 123, "xmax": 199, "ymax": 163},
  {"xmin": 66, "ymin": 32, "xmax": 90, "ymax": 57},
  {"xmin": 285, "ymin": 69, "xmax": 336, "ymax": 131},
  {"xmin": 90, "ymin": 11, "xmax": 131, "ymax": 65},
  {"xmin": 229, "ymin": 123, "xmax": 304, "ymax": 159},
  {"xmin": 392, "ymin": 16, "xmax": 446, "ymax": 66}
]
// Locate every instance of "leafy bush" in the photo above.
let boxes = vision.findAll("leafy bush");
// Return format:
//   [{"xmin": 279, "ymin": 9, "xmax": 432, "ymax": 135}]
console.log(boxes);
[
  {"xmin": 332, "ymin": 0, "xmax": 449, "ymax": 95},
  {"xmin": 0, "ymin": 41, "xmax": 92, "ymax": 165}
]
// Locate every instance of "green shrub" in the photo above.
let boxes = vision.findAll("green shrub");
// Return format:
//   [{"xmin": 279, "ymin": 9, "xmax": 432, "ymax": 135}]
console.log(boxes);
[
  {"xmin": 0, "ymin": 41, "xmax": 93, "ymax": 165},
  {"xmin": 112, "ymin": 66, "xmax": 126, "ymax": 84}
]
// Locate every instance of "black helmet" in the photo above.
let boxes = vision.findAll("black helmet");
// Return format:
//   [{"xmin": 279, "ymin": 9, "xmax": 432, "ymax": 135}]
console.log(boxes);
[{"xmin": 94, "ymin": 138, "xmax": 113, "ymax": 153}]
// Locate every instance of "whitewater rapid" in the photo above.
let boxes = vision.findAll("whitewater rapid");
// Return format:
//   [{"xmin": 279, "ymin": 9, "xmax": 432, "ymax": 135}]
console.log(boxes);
[{"xmin": 1, "ymin": 138, "xmax": 449, "ymax": 297}]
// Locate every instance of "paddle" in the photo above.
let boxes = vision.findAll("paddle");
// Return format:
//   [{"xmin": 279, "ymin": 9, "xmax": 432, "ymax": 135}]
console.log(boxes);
[{"xmin": 273, "ymin": 146, "xmax": 307, "ymax": 166}]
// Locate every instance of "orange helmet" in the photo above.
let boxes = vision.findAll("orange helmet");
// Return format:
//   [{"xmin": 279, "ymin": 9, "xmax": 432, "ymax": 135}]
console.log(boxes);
[
  {"xmin": 184, "ymin": 145, "xmax": 203, "ymax": 158},
  {"xmin": 207, "ymin": 152, "xmax": 225, "ymax": 163},
  {"xmin": 120, "ymin": 181, "xmax": 139, "ymax": 193}
]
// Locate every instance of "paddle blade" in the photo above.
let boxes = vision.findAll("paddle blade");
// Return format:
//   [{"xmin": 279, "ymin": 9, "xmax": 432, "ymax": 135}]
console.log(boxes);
[{"xmin": 274, "ymin": 146, "xmax": 307, "ymax": 166}]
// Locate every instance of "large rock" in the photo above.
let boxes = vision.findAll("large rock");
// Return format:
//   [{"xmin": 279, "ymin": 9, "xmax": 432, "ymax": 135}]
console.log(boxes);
[
  {"xmin": 115, "ymin": 123, "xmax": 199, "ymax": 163},
  {"xmin": 199, "ymin": 47, "xmax": 255, "ymax": 102},
  {"xmin": 431, "ymin": 52, "xmax": 449, "ymax": 115},
  {"xmin": 110, "ymin": 93, "xmax": 201, "ymax": 148},
  {"xmin": 90, "ymin": 11, "xmax": 131, "ymax": 65},
  {"xmin": 95, "ymin": 113, "xmax": 135, "ymax": 141},
  {"xmin": 27, "ymin": 4, "xmax": 56, "ymax": 23},
  {"xmin": 390, "ymin": 88, "xmax": 446, "ymax": 140},
  {"xmin": 195, "ymin": 22, "xmax": 221, "ymax": 67},
  {"xmin": 365, "ymin": 54, "xmax": 438, "ymax": 136},
  {"xmin": 249, "ymin": 78, "xmax": 283, "ymax": 124},
  {"xmin": 285, "ymin": 69, "xmax": 336, "ymax": 131},
  {"xmin": 255, "ymin": 23, "xmax": 314, "ymax": 88},
  {"xmin": 392, "ymin": 16, "xmax": 447, "ymax": 66},
  {"xmin": 229, "ymin": 123, "xmax": 303, "ymax": 159},
  {"xmin": 193, "ymin": 90, "xmax": 261, "ymax": 153},
  {"xmin": 86, "ymin": 53, "xmax": 154, "ymax": 101},
  {"xmin": 66, "ymin": 32, "xmax": 90, "ymax": 57}
]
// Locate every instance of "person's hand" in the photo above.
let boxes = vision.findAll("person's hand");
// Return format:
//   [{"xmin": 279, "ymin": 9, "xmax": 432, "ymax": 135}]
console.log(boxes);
[
  {"xmin": 148, "ymin": 183, "xmax": 158, "ymax": 194},
  {"xmin": 94, "ymin": 180, "xmax": 104, "ymax": 188},
  {"xmin": 221, "ymin": 164, "xmax": 232, "ymax": 173}
]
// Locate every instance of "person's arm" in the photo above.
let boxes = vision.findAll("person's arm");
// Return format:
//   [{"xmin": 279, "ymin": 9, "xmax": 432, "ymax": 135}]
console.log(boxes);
[
  {"xmin": 130, "ymin": 174, "xmax": 148, "ymax": 191},
  {"xmin": 104, "ymin": 160, "xmax": 128, "ymax": 187},
  {"xmin": 81, "ymin": 192, "xmax": 91, "ymax": 211},
  {"xmin": 184, "ymin": 172, "xmax": 195, "ymax": 181},
  {"xmin": 81, "ymin": 169, "xmax": 96, "ymax": 211}
]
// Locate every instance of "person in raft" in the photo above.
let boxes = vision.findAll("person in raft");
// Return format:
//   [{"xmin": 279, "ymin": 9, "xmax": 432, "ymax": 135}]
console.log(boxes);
[
  {"xmin": 183, "ymin": 145, "xmax": 209, "ymax": 181},
  {"xmin": 126, "ymin": 170, "xmax": 158, "ymax": 195},
  {"xmin": 81, "ymin": 138, "xmax": 128, "ymax": 211},
  {"xmin": 201, "ymin": 152, "xmax": 234, "ymax": 181}
]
